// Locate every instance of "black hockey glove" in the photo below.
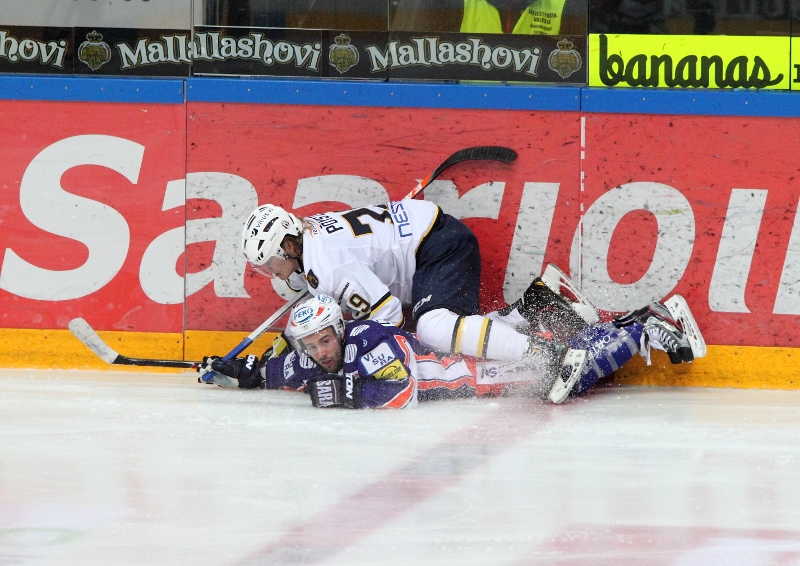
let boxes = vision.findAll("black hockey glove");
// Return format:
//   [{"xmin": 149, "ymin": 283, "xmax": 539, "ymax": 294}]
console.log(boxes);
[
  {"xmin": 307, "ymin": 374, "xmax": 363, "ymax": 409},
  {"xmin": 197, "ymin": 354, "xmax": 264, "ymax": 389}
]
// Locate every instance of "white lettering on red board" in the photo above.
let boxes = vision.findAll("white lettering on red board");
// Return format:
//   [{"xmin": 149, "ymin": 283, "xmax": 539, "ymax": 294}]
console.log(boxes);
[
  {"xmin": 0, "ymin": 135, "xmax": 138, "ymax": 301},
  {"xmin": 571, "ymin": 182, "xmax": 696, "ymax": 311},
  {"xmin": 2, "ymin": 135, "xmax": 800, "ymax": 317}
]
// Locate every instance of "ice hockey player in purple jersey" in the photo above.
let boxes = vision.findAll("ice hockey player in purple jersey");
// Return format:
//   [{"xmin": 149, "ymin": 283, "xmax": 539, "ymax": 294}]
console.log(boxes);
[
  {"xmin": 290, "ymin": 295, "xmax": 441, "ymax": 409},
  {"xmin": 197, "ymin": 290, "xmax": 707, "ymax": 407},
  {"xmin": 198, "ymin": 294, "xmax": 589, "ymax": 407}
]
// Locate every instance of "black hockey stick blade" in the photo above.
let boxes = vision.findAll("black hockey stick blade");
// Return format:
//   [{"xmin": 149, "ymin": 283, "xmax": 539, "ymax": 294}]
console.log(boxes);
[
  {"xmin": 68, "ymin": 318, "xmax": 197, "ymax": 369},
  {"xmin": 435, "ymin": 146, "xmax": 518, "ymax": 176},
  {"xmin": 406, "ymin": 146, "xmax": 518, "ymax": 199}
]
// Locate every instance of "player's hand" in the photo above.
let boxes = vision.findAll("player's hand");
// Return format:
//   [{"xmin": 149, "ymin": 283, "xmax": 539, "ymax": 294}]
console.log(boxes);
[
  {"xmin": 307, "ymin": 375, "xmax": 344, "ymax": 407},
  {"xmin": 197, "ymin": 354, "xmax": 261, "ymax": 388},
  {"xmin": 307, "ymin": 374, "xmax": 362, "ymax": 409}
]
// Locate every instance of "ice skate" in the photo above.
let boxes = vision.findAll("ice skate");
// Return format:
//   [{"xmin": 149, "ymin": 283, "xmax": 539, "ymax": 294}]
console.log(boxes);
[
  {"xmin": 616, "ymin": 294, "xmax": 706, "ymax": 364},
  {"xmin": 519, "ymin": 337, "xmax": 587, "ymax": 404},
  {"xmin": 663, "ymin": 295, "xmax": 707, "ymax": 359},
  {"xmin": 539, "ymin": 264, "xmax": 600, "ymax": 325},
  {"xmin": 501, "ymin": 277, "xmax": 589, "ymax": 340},
  {"xmin": 545, "ymin": 348, "xmax": 588, "ymax": 404}
]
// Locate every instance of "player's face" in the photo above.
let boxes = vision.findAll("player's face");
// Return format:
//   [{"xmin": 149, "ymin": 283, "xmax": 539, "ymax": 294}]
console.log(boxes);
[
  {"xmin": 252, "ymin": 255, "xmax": 297, "ymax": 280},
  {"xmin": 301, "ymin": 327, "xmax": 343, "ymax": 373}
]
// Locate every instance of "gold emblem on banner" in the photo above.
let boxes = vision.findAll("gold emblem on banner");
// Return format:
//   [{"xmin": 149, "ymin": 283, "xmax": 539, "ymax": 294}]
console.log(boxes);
[
  {"xmin": 78, "ymin": 31, "xmax": 112, "ymax": 71},
  {"xmin": 328, "ymin": 34, "xmax": 359, "ymax": 74},
  {"xmin": 547, "ymin": 38, "xmax": 582, "ymax": 79}
]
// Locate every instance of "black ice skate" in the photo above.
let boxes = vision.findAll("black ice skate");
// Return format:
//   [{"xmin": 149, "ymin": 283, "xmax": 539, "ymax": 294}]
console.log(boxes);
[
  {"xmin": 615, "ymin": 295, "xmax": 706, "ymax": 365},
  {"xmin": 500, "ymin": 277, "xmax": 589, "ymax": 340}
]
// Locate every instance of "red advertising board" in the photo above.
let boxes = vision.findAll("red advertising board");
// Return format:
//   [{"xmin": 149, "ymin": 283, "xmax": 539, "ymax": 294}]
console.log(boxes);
[
  {"xmin": 3, "ymin": 97, "xmax": 800, "ymax": 352},
  {"xmin": 582, "ymin": 113, "xmax": 800, "ymax": 347},
  {"xmin": 185, "ymin": 102, "xmax": 582, "ymax": 332},
  {"xmin": 0, "ymin": 100, "xmax": 186, "ymax": 332}
]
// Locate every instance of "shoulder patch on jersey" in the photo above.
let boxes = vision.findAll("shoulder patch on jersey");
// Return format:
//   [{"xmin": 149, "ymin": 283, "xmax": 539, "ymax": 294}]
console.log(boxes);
[
  {"xmin": 359, "ymin": 342, "xmax": 397, "ymax": 375},
  {"xmin": 306, "ymin": 270, "xmax": 319, "ymax": 289},
  {"xmin": 349, "ymin": 324, "xmax": 370, "ymax": 336}
]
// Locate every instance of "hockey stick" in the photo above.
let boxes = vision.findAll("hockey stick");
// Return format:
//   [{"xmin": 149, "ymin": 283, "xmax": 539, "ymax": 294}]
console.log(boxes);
[
  {"xmin": 404, "ymin": 146, "xmax": 518, "ymax": 200},
  {"xmin": 68, "ymin": 318, "xmax": 198, "ymax": 368},
  {"xmin": 68, "ymin": 291, "xmax": 309, "ymax": 371},
  {"xmin": 199, "ymin": 290, "xmax": 309, "ymax": 382}
]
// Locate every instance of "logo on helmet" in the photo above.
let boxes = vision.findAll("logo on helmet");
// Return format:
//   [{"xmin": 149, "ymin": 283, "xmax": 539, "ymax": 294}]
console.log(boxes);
[
  {"xmin": 251, "ymin": 214, "xmax": 271, "ymax": 232},
  {"xmin": 293, "ymin": 306, "xmax": 315, "ymax": 324}
]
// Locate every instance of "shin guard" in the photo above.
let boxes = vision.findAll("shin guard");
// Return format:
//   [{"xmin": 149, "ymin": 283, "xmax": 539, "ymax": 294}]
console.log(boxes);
[{"xmin": 567, "ymin": 322, "xmax": 643, "ymax": 395}]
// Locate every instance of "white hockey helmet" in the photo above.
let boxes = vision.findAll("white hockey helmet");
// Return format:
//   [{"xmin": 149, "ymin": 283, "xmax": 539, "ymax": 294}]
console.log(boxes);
[
  {"xmin": 241, "ymin": 204, "xmax": 303, "ymax": 267},
  {"xmin": 289, "ymin": 295, "xmax": 345, "ymax": 352}
]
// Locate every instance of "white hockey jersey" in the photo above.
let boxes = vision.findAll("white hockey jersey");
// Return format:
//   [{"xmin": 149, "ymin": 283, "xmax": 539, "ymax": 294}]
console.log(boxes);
[{"xmin": 301, "ymin": 200, "xmax": 441, "ymax": 325}]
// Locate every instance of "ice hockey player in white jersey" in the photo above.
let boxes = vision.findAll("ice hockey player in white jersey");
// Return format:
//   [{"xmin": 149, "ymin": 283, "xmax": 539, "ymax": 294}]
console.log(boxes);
[
  {"xmin": 197, "ymin": 291, "xmax": 707, "ymax": 407},
  {"xmin": 240, "ymin": 201, "xmax": 586, "ymax": 367}
]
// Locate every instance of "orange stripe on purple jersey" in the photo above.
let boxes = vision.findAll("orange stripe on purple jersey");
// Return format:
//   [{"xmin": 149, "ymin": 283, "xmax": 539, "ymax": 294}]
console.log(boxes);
[{"xmin": 381, "ymin": 377, "xmax": 416, "ymax": 409}]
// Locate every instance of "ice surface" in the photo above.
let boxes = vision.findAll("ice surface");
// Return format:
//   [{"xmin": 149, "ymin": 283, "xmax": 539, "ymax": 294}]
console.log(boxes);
[{"xmin": 2, "ymin": 368, "xmax": 800, "ymax": 565}]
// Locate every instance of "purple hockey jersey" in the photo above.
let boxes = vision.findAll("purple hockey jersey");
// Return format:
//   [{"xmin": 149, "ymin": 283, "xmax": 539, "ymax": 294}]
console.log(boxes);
[{"xmin": 262, "ymin": 319, "xmax": 474, "ymax": 409}]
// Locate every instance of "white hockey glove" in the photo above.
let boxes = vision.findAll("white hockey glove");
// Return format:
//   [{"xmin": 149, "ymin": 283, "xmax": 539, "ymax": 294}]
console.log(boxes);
[{"xmin": 271, "ymin": 272, "xmax": 308, "ymax": 300}]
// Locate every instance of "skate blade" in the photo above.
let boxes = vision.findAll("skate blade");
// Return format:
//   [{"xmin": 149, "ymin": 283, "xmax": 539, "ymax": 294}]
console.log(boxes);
[
  {"xmin": 540, "ymin": 264, "xmax": 600, "ymax": 325},
  {"xmin": 549, "ymin": 348, "xmax": 587, "ymax": 404},
  {"xmin": 664, "ymin": 295, "xmax": 707, "ymax": 359}
]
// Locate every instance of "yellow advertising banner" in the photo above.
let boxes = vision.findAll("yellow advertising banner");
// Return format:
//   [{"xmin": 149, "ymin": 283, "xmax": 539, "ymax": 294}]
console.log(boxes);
[
  {"xmin": 589, "ymin": 33, "xmax": 791, "ymax": 89},
  {"xmin": 792, "ymin": 37, "xmax": 800, "ymax": 90}
]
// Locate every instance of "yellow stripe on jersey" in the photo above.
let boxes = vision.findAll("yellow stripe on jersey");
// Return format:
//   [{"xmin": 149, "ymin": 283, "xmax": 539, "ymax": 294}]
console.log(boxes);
[
  {"xmin": 414, "ymin": 205, "xmax": 443, "ymax": 256},
  {"xmin": 452, "ymin": 316, "xmax": 466, "ymax": 354},
  {"xmin": 477, "ymin": 318, "xmax": 491, "ymax": 359},
  {"xmin": 368, "ymin": 291, "xmax": 394, "ymax": 320}
]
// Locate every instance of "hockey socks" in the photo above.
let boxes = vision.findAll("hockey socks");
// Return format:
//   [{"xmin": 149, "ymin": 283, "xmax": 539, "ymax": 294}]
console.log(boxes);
[
  {"xmin": 416, "ymin": 308, "xmax": 530, "ymax": 361},
  {"xmin": 567, "ymin": 322, "xmax": 643, "ymax": 395}
]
